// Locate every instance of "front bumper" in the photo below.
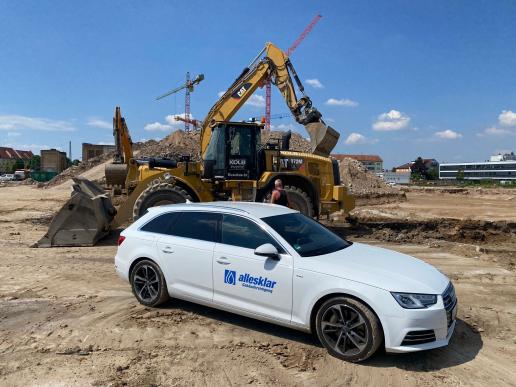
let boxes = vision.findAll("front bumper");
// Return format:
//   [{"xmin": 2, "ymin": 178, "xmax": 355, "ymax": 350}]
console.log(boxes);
[{"xmin": 383, "ymin": 295, "xmax": 458, "ymax": 353}]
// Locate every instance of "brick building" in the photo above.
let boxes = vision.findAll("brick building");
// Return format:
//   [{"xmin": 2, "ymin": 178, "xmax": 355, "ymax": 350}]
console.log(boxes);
[
  {"xmin": 82, "ymin": 143, "xmax": 116, "ymax": 161},
  {"xmin": 0, "ymin": 147, "xmax": 34, "ymax": 173}
]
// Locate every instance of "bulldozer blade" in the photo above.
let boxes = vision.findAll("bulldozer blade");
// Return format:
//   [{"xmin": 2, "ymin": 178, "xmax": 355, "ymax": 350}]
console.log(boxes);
[
  {"xmin": 36, "ymin": 177, "xmax": 116, "ymax": 247},
  {"xmin": 304, "ymin": 122, "xmax": 340, "ymax": 157}
]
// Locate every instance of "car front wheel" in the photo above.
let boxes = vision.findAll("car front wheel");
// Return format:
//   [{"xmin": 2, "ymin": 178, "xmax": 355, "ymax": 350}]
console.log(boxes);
[
  {"xmin": 315, "ymin": 296, "xmax": 383, "ymax": 362},
  {"xmin": 130, "ymin": 259, "xmax": 169, "ymax": 307}
]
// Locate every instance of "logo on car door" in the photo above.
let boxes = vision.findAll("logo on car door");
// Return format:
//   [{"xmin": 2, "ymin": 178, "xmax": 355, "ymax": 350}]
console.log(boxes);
[{"xmin": 224, "ymin": 269, "xmax": 237, "ymax": 285}]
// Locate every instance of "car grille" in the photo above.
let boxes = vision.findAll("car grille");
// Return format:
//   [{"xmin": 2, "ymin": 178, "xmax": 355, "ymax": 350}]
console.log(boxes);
[
  {"xmin": 442, "ymin": 282, "xmax": 457, "ymax": 328},
  {"xmin": 401, "ymin": 330, "xmax": 436, "ymax": 345}
]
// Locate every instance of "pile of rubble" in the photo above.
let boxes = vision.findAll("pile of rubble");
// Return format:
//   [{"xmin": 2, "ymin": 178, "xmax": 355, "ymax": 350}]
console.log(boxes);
[
  {"xmin": 338, "ymin": 157, "xmax": 406, "ymax": 204},
  {"xmin": 44, "ymin": 152, "xmax": 114, "ymax": 187}
]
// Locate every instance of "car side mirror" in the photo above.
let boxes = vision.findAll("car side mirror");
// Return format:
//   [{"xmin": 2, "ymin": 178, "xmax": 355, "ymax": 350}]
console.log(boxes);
[{"xmin": 254, "ymin": 243, "xmax": 279, "ymax": 260}]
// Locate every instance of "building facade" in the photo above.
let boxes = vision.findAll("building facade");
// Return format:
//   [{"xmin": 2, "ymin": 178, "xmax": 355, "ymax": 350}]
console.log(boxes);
[
  {"xmin": 41, "ymin": 149, "xmax": 68, "ymax": 173},
  {"xmin": 440, "ymin": 156, "xmax": 516, "ymax": 181},
  {"xmin": 332, "ymin": 154, "xmax": 383, "ymax": 173},
  {"xmin": 82, "ymin": 143, "xmax": 116, "ymax": 161},
  {"xmin": 0, "ymin": 147, "xmax": 34, "ymax": 173},
  {"xmin": 380, "ymin": 171, "xmax": 411, "ymax": 185}
]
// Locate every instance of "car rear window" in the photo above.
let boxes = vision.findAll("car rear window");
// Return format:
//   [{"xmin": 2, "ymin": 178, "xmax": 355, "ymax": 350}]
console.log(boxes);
[
  {"xmin": 171, "ymin": 211, "xmax": 220, "ymax": 242},
  {"xmin": 140, "ymin": 212, "xmax": 181, "ymax": 234}
]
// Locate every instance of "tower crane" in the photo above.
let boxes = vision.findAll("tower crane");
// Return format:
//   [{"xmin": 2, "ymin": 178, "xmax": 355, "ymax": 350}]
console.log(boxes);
[{"xmin": 156, "ymin": 72, "xmax": 204, "ymax": 131}]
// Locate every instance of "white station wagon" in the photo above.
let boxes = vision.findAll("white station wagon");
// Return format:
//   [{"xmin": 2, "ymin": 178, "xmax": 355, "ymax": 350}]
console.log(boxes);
[{"xmin": 115, "ymin": 202, "xmax": 457, "ymax": 362}]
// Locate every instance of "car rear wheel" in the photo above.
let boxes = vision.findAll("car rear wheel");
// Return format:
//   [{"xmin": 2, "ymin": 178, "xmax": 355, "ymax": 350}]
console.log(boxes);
[
  {"xmin": 130, "ymin": 260, "xmax": 169, "ymax": 307},
  {"xmin": 315, "ymin": 296, "xmax": 383, "ymax": 362}
]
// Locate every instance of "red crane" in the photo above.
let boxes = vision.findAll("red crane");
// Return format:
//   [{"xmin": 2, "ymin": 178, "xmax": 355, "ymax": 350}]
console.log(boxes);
[{"xmin": 264, "ymin": 14, "xmax": 322, "ymax": 130}]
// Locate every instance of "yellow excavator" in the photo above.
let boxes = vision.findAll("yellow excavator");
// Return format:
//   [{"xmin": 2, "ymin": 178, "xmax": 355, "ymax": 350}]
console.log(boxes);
[{"xmin": 37, "ymin": 42, "xmax": 354, "ymax": 247}]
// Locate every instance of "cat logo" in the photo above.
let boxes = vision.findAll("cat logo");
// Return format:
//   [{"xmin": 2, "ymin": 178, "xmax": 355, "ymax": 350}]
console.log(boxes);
[{"xmin": 231, "ymin": 82, "xmax": 252, "ymax": 99}]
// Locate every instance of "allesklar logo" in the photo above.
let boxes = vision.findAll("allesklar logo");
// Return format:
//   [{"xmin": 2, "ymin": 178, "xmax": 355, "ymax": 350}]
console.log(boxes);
[
  {"xmin": 223, "ymin": 269, "xmax": 277, "ymax": 294},
  {"xmin": 224, "ymin": 269, "xmax": 236, "ymax": 285}
]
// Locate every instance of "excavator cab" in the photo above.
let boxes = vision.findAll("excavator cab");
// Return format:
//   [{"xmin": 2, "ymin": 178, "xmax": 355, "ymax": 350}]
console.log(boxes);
[{"xmin": 203, "ymin": 122, "xmax": 262, "ymax": 180}]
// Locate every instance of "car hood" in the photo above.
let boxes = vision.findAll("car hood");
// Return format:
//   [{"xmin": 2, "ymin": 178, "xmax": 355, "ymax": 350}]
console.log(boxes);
[{"xmin": 298, "ymin": 242, "xmax": 449, "ymax": 294}]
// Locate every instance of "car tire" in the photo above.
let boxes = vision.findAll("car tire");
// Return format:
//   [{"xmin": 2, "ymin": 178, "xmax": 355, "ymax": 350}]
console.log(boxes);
[
  {"xmin": 133, "ymin": 183, "xmax": 192, "ymax": 220},
  {"xmin": 130, "ymin": 259, "xmax": 169, "ymax": 307},
  {"xmin": 315, "ymin": 296, "xmax": 383, "ymax": 362}
]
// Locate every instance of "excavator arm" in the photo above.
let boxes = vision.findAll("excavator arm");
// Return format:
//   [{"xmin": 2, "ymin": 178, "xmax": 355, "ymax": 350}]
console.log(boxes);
[
  {"xmin": 113, "ymin": 106, "xmax": 134, "ymax": 164},
  {"xmin": 200, "ymin": 42, "xmax": 339, "ymax": 157}
]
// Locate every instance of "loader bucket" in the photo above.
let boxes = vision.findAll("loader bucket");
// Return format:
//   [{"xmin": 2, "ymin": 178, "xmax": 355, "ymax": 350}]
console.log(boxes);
[
  {"xmin": 37, "ymin": 177, "xmax": 116, "ymax": 247},
  {"xmin": 304, "ymin": 121, "xmax": 340, "ymax": 157}
]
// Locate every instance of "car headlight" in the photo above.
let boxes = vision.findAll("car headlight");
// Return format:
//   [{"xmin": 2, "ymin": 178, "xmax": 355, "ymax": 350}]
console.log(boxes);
[{"xmin": 391, "ymin": 292, "xmax": 437, "ymax": 309}]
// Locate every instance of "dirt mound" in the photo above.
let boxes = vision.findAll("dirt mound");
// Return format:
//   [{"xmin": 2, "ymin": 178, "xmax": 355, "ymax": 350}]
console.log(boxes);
[
  {"xmin": 44, "ymin": 152, "xmax": 114, "ymax": 187},
  {"xmin": 261, "ymin": 130, "xmax": 313, "ymax": 152},
  {"xmin": 337, "ymin": 157, "xmax": 406, "ymax": 204}
]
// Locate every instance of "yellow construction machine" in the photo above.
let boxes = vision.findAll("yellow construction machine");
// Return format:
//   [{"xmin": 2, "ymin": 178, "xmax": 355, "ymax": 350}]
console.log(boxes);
[{"xmin": 37, "ymin": 42, "xmax": 354, "ymax": 247}]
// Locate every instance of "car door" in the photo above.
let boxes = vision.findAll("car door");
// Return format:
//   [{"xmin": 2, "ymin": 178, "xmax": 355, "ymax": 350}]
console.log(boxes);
[
  {"xmin": 213, "ymin": 213, "xmax": 293, "ymax": 323},
  {"xmin": 156, "ymin": 211, "xmax": 221, "ymax": 302}
]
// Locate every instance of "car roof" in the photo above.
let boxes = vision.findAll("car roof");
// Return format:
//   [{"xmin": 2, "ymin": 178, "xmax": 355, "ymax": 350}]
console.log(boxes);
[{"xmin": 146, "ymin": 201, "xmax": 298, "ymax": 219}]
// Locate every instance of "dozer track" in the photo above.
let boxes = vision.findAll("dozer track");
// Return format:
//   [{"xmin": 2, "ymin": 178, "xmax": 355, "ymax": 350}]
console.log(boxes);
[{"xmin": 36, "ymin": 178, "xmax": 116, "ymax": 247}]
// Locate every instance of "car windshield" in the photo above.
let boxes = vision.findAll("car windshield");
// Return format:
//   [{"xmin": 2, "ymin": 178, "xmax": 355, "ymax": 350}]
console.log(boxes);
[{"xmin": 262, "ymin": 213, "xmax": 351, "ymax": 257}]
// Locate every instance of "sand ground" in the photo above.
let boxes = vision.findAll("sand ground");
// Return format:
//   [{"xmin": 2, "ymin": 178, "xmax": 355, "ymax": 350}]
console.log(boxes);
[{"xmin": 0, "ymin": 183, "xmax": 515, "ymax": 386}]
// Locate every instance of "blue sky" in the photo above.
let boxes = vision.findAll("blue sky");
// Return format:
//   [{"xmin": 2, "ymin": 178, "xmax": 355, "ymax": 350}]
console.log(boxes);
[{"xmin": 1, "ymin": 0, "xmax": 515, "ymax": 168}]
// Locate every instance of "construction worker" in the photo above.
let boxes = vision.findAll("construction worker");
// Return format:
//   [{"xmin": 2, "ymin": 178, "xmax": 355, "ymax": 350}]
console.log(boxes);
[{"xmin": 270, "ymin": 179, "xmax": 290, "ymax": 207}]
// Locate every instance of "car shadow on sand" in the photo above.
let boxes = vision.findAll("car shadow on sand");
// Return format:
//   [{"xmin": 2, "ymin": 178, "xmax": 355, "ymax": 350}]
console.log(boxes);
[{"xmin": 163, "ymin": 299, "xmax": 482, "ymax": 370}]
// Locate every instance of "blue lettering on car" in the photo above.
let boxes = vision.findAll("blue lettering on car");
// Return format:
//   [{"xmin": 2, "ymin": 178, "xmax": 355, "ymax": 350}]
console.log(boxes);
[{"xmin": 223, "ymin": 270, "xmax": 277, "ymax": 293}]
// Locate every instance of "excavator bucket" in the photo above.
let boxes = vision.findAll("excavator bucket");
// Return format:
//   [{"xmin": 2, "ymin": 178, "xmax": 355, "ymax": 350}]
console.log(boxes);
[
  {"xmin": 37, "ymin": 177, "xmax": 116, "ymax": 247},
  {"xmin": 304, "ymin": 122, "xmax": 340, "ymax": 157}
]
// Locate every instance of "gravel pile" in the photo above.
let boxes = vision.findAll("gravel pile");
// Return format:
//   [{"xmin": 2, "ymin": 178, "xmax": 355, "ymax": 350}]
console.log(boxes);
[{"xmin": 44, "ymin": 152, "xmax": 114, "ymax": 187}]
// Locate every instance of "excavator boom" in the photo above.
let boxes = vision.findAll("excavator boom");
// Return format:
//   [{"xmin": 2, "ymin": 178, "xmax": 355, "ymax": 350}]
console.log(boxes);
[{"xmin": 200, "ymin": 42, "xmax": 339, "ymax": 157}]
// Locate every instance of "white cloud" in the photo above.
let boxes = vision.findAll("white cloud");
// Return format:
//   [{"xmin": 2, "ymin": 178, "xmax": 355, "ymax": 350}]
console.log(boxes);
[
  {"xmin": 245, "ymin": 94, "xmax": 266, "ymax": 108},
  {"xmin": 7, "ymin": 132, "xmax": 21, "ymax": 137},
  {"xmin": 479, "ymin": 126, "xmax": 513, "ymax": 136},
  {"xmin": 325, "ymin": 98, "xmax": 359, "ymax": 107},
  {"xmin": 344, "ymin": 132, "xmax": 378, "ymax": 145},
  {"xmin": 86, "ymin": 118, "xmax": 112, "ymax": 129},
  {"xmin": 498, "ymin": 110, "xmax": 516, "ymax": 127},
  {"xmin": 217, "ymin": 90, "xmax": 225, "ymax": 97},
  {"xmin": 144, "ymin": 122, "xmax": 172, "ymax": 132},
  {"xmin": 270, "ymin": 123, "xmax": 295, "ymax": 131},
  {"xmin": 4, "ymin": 143, "xmax": 62, "ymax": 153},
  {"xmin": 372, "ymin": 109, "xmax": 410, "ymax": 131},
  {"xmin": 434, "ymin": 129, "xmax": 462, "ymax": 139},
  {"xmin": 0, "ymin": 115, "xmax": 75, "ymax": 131},
  {"xmin": 145, "ymin": 113, "xmax": 196, "ymax": 132},
  {"xmin": 306, "ymin": 79, "xmax": 324, "ymax": 89}
]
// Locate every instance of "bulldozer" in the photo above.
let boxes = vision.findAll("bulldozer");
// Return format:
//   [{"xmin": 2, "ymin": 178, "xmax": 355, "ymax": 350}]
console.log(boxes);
[{"xmin": 37, "ymin": 42, "xmax": 355, "ymax": 247}]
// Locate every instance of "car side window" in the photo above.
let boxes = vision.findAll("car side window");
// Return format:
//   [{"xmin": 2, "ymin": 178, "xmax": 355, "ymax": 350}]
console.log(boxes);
[
  {"xmin": 140, "ymin": 212, "xmax": 181, "ymax": 234},
  {"xmin": 169, "ymin": 212, "xmax": 220, "ymax": 242},
  {"xmin": 221, "ymin": 214, "xmax": 283, "ymax": 252}
]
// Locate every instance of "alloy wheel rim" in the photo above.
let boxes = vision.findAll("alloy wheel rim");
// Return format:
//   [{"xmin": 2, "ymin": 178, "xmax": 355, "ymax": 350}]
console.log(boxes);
[
  {"xmin": 321, "ymin": 304, "xmax": 368, "ymax": 356},
  {"xmin": 133, "ymin": 265, "xmax": 160, "ymax": 302}
]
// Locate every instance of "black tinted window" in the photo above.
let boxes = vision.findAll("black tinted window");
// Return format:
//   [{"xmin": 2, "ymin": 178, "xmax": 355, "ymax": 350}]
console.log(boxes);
[
  {"xmin": 221, "ymin": 214, "xmax": 281, "ymax": 251},
  {"xmin": 262, "ymin": 213, "xmax": 350, "ymax": 257},
  {"xmin": 140, "ymin": 212, "xmax": 181, "ymax": 234},
  {"xmin": 171, "ymin": 212, "xmax": 220, "ymax": 242}
]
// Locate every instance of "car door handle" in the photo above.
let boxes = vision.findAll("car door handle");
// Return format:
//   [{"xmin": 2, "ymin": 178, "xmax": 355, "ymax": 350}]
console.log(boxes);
[
  {"xmin": 162, "ymin": 247, "xmax": 174, "ymax": 254},
  {"xmin": 216, "ymin": 256, "xmax": 230, "ymax": 265}
]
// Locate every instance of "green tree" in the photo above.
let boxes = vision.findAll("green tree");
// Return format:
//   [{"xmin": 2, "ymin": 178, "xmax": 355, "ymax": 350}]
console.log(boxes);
[
  {"xmin": 411, "ymin": 157, "xmax": 428, "ymax": 180},
  {"xmin": 28, "ymin": 155, "xmax": 41, "ymax": 170},
  {"xmin": 72, "ymin": 159, "xmax": 80, "ymax": 166},
  {"xmin": 456, "ymin": 168, "xmax": 465, "ymax": 181}
]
